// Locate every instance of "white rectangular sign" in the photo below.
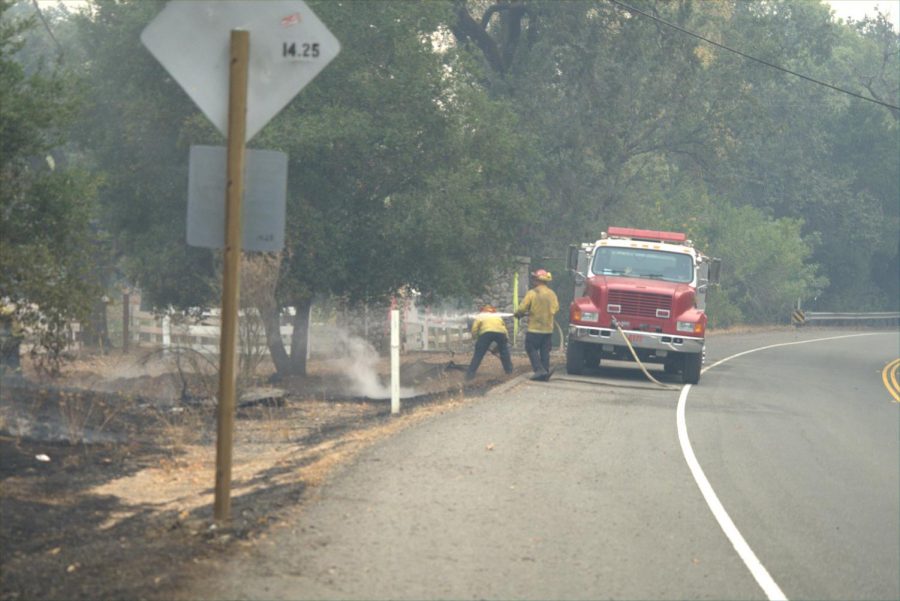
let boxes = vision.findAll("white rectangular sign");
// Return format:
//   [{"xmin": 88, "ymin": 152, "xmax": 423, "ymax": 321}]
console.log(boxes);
[{"xmin": 187, "ymin": 146, "xmax": 287, "ymax": 252}]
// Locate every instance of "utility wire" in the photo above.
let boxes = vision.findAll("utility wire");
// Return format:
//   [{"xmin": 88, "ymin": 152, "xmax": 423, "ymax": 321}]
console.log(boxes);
[
  {"xmin": 608, "ymin": 0, "xmax": 900, "ymax": 112},
  {"xmin": 31, "ymin": 0, "xmax": 64, "ymax": 61}
]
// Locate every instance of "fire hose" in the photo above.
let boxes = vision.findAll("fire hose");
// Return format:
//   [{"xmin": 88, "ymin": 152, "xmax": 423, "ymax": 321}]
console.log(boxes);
[{"xmin": 610, "ymin": 317, "xmax": 680, "ymax": 390}]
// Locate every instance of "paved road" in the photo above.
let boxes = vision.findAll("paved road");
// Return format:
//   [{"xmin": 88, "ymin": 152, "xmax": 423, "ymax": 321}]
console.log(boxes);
[
  {"xmin": 686, "ymin": 330, "xmax": 899, "ymax": 600},
  {"xmin": 188, "ymin": 328, "xmax": 899, "ymax": 600}
]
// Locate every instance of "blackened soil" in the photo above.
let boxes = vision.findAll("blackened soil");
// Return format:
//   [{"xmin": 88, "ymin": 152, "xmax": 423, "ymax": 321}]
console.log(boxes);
[{"xmin": 0, "ymin": 355, "xmax": 528, "ymax": 601}]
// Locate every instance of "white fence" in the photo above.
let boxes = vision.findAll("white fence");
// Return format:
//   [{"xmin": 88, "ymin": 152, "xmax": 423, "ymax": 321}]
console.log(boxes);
[{"xmin": 123, "ymin": 306, "xmax": 478, "ymax": 357}]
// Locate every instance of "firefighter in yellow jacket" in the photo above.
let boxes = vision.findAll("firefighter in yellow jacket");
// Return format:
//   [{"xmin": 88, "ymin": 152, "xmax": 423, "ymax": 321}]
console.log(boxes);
[
  {"xmin": 466, "ymin": 305, "xmax": 513, "ymax": 380},
  {"xmin": 514, "ymin": 269, "xmax": 559, "ymax": 381}
]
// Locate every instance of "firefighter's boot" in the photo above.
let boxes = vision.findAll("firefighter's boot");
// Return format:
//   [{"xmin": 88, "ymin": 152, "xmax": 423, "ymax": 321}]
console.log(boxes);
[{"xmin": 527, "ymin": 349, "xmax": 548, "ymax": 380}]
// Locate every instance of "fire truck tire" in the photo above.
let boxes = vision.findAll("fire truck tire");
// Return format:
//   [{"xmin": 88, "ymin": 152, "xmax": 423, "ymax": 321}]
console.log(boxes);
[
  {"xmin": 566, "ymin": 339, "xmax": 586, "ymax": 375},
  {"xmin": 682, "ymin": 352, "xmax": 701, "ymax": 384}
]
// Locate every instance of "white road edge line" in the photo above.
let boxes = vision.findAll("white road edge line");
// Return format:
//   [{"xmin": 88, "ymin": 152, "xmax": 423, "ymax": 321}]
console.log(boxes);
[
  {"xmin": 677, "ymin": 332, "xmax": 885, "ymax": 601},
  {"xmin": 677, "ymin": 384, "xmax": 788, "ymax": 601}
]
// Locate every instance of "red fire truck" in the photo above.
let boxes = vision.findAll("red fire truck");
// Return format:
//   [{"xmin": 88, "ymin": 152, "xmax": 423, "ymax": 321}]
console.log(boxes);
[{"xmin": 565, "ymin": 227, "xmax": 720, "ymax": 384}]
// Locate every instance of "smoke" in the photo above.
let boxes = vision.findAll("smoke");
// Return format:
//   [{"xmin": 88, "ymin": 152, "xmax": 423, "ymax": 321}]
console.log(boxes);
[{"xmin": 333, "ymin": 328, "xmax": 416, "ymax": 399}]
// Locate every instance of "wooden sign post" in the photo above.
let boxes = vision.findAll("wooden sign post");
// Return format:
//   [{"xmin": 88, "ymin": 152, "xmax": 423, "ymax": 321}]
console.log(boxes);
[{"xmin": 214, "ymin": 30, "xmax": 249, "ymax": 522}]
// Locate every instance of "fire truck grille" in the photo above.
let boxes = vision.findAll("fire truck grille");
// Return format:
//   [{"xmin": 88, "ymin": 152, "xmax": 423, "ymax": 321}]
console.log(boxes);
[{"xmin": 608, "ymin": 290, "xmax": 672, "ymax": 318}]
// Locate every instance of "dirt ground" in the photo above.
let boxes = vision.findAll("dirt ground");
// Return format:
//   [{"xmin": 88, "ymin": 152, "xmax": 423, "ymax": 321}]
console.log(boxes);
[{"xmin": 0, "ymin": 347, "xmax": 534, "ymax": 601}]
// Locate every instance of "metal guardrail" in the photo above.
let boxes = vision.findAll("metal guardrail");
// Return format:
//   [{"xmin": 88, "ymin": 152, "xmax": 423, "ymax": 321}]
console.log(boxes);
[{"xmin": 792, "ymin": 310, "xmax": 900, "ymax": 326}]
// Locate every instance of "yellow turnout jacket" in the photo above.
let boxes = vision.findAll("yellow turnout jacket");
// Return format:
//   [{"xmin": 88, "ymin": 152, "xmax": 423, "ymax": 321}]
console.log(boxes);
[
  {"xmin": 471, "ymin": 313, "xmax": 508, "ymax": 338},
  {"xmin": 515, "ymin": 284, "xmax": 559, "ymax": 334}
]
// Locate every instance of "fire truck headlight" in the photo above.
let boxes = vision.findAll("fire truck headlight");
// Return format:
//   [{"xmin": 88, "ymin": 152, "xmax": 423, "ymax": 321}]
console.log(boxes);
[
  {"xmin": 677, "ymin": 321, "xmax": 698, "ymax": 333},
  {"xmin": 580, "ymin": 311, "xmax": 598, "ymax": 322}
]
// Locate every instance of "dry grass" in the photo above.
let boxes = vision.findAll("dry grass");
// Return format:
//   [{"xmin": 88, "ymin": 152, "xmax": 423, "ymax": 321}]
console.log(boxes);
[
  {"xmin": 10, "ymin": 347, "xmax": 523, "ymax": 512},
  {"xmin": 2, "ymin": 344, "xmax": 529, "ymax": 601},
  {"xmin": 89, "ymin": 386, "xmax": 473, "ymax": 531}
]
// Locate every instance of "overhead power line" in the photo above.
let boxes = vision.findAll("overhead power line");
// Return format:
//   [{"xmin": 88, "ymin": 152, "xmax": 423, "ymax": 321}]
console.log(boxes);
[
  {"xmin": 608, "ymin": 0, "xmax": 900, "ymax": 112},
  {"xmin": 31, "ymin": 0, "xmax": 64, "ymax": 60}
]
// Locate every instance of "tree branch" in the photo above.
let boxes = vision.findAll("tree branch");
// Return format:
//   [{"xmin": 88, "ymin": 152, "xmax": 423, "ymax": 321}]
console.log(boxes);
[{"xmin": 452, "ymin": 2, "xmax": 506, "ymax": 74}]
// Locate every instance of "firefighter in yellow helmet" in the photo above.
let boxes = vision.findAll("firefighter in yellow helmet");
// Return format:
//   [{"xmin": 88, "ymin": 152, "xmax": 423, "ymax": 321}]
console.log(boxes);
[
  {"xmin": 466, "ymin": 304, "xmax": 513, "ymax": 380},
  {"xmin": 514, "ymin": 269, "xmax": 559, "ymax": 381}
]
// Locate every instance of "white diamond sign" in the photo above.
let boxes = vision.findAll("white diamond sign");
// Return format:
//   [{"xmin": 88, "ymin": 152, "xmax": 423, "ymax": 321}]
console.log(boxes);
[{"xmin": 141, "ymin": 0, "xmax": 340, "ymax": 142}]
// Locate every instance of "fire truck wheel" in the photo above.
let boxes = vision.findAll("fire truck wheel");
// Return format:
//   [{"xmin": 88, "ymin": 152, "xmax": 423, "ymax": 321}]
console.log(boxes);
[
  {"xmin": 566, "ymin": 340, "xmax": 586, "ymax": 375},
  {"xmin": 682, "ymin": 352, "xmax": 702, "ymax": 384}
]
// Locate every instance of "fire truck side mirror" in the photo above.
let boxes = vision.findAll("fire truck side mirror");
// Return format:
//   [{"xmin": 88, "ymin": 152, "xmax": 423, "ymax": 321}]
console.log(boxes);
[
  {"xmin": 708, "ymin": 257, "xmax": 722, "ymax": 284},
  {"xmin": 567, "ymin": 245, "xmax": 580, "ymax": 271}
]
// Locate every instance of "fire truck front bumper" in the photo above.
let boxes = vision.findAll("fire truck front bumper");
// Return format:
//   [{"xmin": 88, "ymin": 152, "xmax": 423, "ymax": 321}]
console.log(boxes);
[{"xmin": 568, "ymin": 325, "xmax": 704, "ymax": 354}]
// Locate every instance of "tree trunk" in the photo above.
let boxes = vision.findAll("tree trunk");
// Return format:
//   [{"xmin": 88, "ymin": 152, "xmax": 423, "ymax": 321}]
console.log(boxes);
[
  {"xmin": 288, "ymin": 297, "xmax": 313, "ymax": 376},
  {"xmin": 260, "ymin": 296, "xmax": 312, "ymax": 378},
  {"xmin": 260, "ymin": 302, "xmax": 291, "ymax": 376},
  {"xmin": 82, "ymin": 298, "xmax": 111, "ymax": 351}
]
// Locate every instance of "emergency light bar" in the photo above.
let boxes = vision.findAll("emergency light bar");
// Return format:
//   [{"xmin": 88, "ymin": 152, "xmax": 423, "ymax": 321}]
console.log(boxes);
[{"xmin": 606, "ymin": 226, "xmax": 687, "ymax": 244}]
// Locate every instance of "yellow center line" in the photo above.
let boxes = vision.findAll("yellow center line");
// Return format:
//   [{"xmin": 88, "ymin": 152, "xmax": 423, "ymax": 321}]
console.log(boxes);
[{"xmin": 882, "ymin": 358, "xmax": 900, "ymax": 403}]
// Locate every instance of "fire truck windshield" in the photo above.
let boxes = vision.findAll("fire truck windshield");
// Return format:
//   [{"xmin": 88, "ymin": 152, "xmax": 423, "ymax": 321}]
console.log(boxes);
[{"xmin": 592, "ymin": 247, "xmax": 693, "ymax": 283}]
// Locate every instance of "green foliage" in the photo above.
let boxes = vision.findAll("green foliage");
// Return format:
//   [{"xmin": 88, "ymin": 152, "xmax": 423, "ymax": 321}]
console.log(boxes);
[
  {"xmin": 457, "ymin": 0, "xmax": 896, "ymax": 319},
  {"xmin": 0, "ymin": 3, "xmax": 72, "ymax": 162},
  {"xmin": 8, "ymin": 0, "xmax": 895, "ymax": 364},
  {"xmin": 683, "ymin": 0, "xmax": 898, "ymax": 311},
  {"xmin": 702, "ymin": 200, "xmax": 827, "ymax": 326},
  {"xmin": 63, "ymin": 0, "xmax": 541, "ymax": 374},
  {"xmin": 823, "ymin": 16, "xmax": 900, "ymax": 309},
  {"xmin": 254, "ymin": 0, "xmax": 536, "ymax": 304},
  {"xmin": 72, "ymin": 0, "xmax": 217, "ymax": 310},
  {"xmin": 0, "ymin": 0, "xmax": 101, "ymax": 369}
]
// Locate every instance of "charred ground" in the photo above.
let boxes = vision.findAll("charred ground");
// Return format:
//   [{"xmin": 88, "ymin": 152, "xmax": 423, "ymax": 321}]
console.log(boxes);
[{"xmin": 0, "ymin": 350, "xmax": 531, "ymax": 601}]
